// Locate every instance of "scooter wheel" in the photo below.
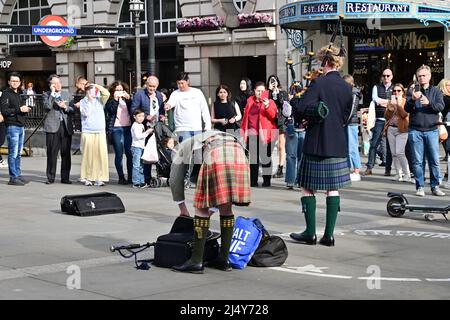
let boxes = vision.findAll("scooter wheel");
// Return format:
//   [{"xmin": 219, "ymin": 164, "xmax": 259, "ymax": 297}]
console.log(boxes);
[
  {"xmin": 149, "ymin": 178, "xmax": 158, "ymax": 188},
  {"xmin": 387, "ymin": 197, "xmax": 406, "ymax": 217}
]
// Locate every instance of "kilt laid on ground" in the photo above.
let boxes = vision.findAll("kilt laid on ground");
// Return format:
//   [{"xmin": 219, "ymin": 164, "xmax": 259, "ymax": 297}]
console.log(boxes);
[{"xmin": 194, "ymin": 139, "xmax": 250, "ymax": 208}]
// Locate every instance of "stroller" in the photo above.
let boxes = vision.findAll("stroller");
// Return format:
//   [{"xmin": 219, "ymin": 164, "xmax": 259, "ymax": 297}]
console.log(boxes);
[{"xmin": 148, "ymin": 122, "xmax": 176, "ymax": 188}]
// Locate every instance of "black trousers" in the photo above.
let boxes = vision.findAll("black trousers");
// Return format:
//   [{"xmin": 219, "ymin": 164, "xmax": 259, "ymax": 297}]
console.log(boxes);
[
  {"xmin": 0, "ymin": 122, "xmax": 5, "ymax": 161},
  {"xmin": 246, "ymin": 136, "xmax": 273, "ymax": 185},
  {"xmin": 46, "ymin": 122, "xmax": 72, "ymax": 182}
]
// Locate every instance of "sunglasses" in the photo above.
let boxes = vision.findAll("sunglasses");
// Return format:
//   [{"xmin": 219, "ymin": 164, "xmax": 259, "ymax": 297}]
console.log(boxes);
[
  {"xmin": 393, "ymin": 90, "xmax": 403, "ymax": 92},
  {"xmin": 382, "ymin": 75, "xmax": 391, "ymax": 77}
]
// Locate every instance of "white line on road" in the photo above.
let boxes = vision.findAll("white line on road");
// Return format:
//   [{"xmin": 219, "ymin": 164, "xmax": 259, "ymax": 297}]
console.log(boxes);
[
  {"xmin": 357, "ymin": 277, "xmax": 422, "ymax": 282},
  {"xmin": 0, "ymin": 256, "xmax": 124, "ymax": 282},
  {"xmin": 269, "ymin": 267, "xmax": 353, "ymax": 279}
]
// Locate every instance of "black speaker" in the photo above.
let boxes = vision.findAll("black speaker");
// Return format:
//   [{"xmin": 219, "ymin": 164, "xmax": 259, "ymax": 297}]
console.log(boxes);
[{"xmin": 61, "ymin": 192, "xmax": 125, "ymax": 216}]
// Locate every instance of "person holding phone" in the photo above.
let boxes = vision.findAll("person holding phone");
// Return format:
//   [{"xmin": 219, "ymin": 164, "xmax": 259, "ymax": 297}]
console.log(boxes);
[
  {"xmin": 0, "ymin": 72, "xmax": 30, "ymax": 185},
  {"xmin": 105, "ymin": 81, "xmax": 133, "ymax": 185},
  {"xmin": 384, "ymin": 84, "xmax": 411, "ymax": 183},
  {"xmin": 240, "ymin": 81, "xmax": 278, "ymax": 187},
  {"xmin": 406, "ymin": 65, "xmax": 445, "ymax": 197},
  {"xmin": 43, "ymin": 74, "xmax": 74, "ymax": 184}
]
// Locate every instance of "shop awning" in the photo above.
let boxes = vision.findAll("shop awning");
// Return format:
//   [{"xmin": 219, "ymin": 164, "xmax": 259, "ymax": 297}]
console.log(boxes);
[{"xmin": 279, "ymin": 0, "xmax": 450, "ymax": 31}]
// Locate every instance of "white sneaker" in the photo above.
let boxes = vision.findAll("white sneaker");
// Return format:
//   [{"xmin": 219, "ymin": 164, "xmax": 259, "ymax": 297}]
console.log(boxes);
[
  {"xmin": 94, "ymin": 180, "xmax": 105, "ymax": 186},
  {"xmin": 350, "ymin": 173, "xmax": 361, "ymax": 182},
  {"xmin": 84, "ymin": 180, "xmax": 93, "ymax": 186},
  {"xmin": 415, "ymin": 187, "xmax": 425, "ymax": 197},
  {"xmin": 392, "ymin": 175, "xmax": 403, "ymax": 181},
  {"xmin": 442, "ymin": 183, "xmax": 450, "ymax": 190},
  {"xmin": 0, "ymin": 159, "xmax": 7, "ymax": 168},
  {"xmin": 402, "ymin": 176, "xmax": 414, "ymax": 184}
]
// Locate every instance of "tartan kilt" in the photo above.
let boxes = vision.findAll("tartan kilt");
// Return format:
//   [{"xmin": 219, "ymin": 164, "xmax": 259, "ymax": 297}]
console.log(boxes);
[
  {"xmin": 298, "ymin": 154, "xmax": 351, "ymax": 191},
  {"xmin": 194, "ymin": 141, "xmax": 251, "ymax": 208}
]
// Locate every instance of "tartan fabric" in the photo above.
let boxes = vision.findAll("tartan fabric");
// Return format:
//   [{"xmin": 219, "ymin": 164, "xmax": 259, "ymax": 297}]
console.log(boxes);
[
  {"xmin": 298, "ymin": 154, "xmax": 351, "ymax": 191},
  {"xmin": 194, "ymin": 141, "xmax": 251, "ymax": 209}
]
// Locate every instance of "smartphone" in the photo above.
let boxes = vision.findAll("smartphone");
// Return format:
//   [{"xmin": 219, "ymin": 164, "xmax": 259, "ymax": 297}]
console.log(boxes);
[
  {"xmin": 414, "ymin": 81, "xmax": 420, "ymax": 92},
  {"xmin": 261, "ymin": 90, "xmax": 269, "ymax": 100},
  {"xmin": 116, "ymin": 90, "xmax": 124, "ymax": 98}
]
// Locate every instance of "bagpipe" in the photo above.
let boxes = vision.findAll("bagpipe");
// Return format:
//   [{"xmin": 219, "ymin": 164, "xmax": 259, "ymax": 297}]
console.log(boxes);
[{"xmin": 284, "ymin": 16, "xmax": 346, "ymax": 126}]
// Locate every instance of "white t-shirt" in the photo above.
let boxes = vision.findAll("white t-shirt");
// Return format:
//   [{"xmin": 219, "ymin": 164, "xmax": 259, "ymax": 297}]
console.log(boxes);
[{"xmin": 167, "ymin": 87, "xmax": 211, "ymax": 132}]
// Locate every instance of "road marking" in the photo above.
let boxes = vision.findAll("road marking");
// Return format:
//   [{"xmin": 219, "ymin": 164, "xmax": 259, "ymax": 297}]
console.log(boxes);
[
  {"xmin": 425, "ymin": 278, "xmax": 450, "ymax": 282},
  {"xmin": 270, "ymin": 266, "xmax": 353, "ymax": 279},
  {"xmin": 0, "ymin": 256, "xmax": 124, "ymax": 282},
  {"xmin": 357, "ymin": 277, "xmax": 421, "ymax": 282}
]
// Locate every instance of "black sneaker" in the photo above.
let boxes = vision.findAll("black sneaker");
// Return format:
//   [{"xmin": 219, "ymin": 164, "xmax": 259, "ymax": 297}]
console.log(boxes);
[
  {"xmin": 8, "ymin": 179, "xmax": 25, "ymax": 186},
  {"xmin": 17, "ymin": 176, "xmax": 28, "ymax": 184}
]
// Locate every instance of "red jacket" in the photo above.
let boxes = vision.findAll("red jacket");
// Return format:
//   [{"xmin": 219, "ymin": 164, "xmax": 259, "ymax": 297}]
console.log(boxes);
[{"xmin": 240, "ymin": 96, "xmax": 278, "ymax": 144}]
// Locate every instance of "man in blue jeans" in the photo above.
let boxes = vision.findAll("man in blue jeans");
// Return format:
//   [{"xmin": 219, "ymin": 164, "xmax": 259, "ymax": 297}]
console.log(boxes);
[
  {"xmin": 406, "ymin": 65, "xmax": 445, "ymax": 197},
  {"xmin": 0, "ymin": 72, "xmax": 31, "ymax": 185},
  {"xmin": 364, "ymin": 69, "xmax": 393, "ymax": 176}
]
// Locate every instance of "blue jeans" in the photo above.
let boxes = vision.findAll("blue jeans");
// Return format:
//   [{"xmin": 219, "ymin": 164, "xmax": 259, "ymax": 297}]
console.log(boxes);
[
  {"xmin": 408, "ymin": 129, "xmax": 441, "ymax": 189},
  {"xmin": 347, "ymin": 125, "xmax": 361, "ymax": 170},
  {"xmin": 131, "ymin": 146, "xmax": 144, "ymax": 185},
  {"xmin": 366, "ymin": 119, "xmax": 384, "ymax": 169},
  {"xmin": 111, "ymin": 126, "xmax": 132, "ymax": 181},
  {"xmin": 6, "ymin": 125, "xmax": 24, "ymax": 179},
  {"xmin": 285, "ymin": 130, "xmax": 305, "ymax": 185}
]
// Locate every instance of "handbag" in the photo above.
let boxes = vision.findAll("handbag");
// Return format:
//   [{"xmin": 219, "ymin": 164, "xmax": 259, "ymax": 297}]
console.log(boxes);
[
  {"xmin": 248, "ymin": 229, "xmax": 288, "ymax": 267},
  {"xmin": 141, "ymin": 134, "xmax": 159, "ymax": 163},
  {"xmin": 438, "ymin": 124, "xmax": 448, "ymax": 143}
]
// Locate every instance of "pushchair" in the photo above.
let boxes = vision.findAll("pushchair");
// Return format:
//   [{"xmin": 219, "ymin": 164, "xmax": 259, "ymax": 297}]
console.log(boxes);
[{"xmin": 148, "ymin": 122, "xmax": 176, "ymax": 188}]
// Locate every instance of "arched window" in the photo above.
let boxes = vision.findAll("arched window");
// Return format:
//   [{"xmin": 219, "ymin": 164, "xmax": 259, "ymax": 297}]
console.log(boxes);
[{"xmin": 9, "ymin": 0, "xmax": 51, "ymax": 44}]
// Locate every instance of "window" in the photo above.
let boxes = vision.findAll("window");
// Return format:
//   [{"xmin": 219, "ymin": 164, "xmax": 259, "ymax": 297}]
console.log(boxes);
[
  {"xmin": 83, "ymin": 0, "xmax": 88, "ymax": 14},
  {"xmin": 9, "ymin": 0, "xmax": 51, "ymax": 44}
]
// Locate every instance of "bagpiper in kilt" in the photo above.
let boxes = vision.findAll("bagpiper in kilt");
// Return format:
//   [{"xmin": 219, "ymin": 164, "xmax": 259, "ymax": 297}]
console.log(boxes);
[{"xmin": 169, "ymin": 130, "xmax": 251, "ymax": 274}]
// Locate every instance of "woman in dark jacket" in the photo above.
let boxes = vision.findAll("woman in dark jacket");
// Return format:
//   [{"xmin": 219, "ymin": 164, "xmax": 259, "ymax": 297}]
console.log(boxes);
[
  {"xmin": 105, "ymin": 81, "xmax": 133, "ymax": 185},
  {"xmin": 288, "ymin": 45, "xmax": 353, "ymax": 247},
  {"xmin": 235, "ymin": 77, "xmax": 253, "ymax": 116},
  {"xmin": 267, "ymin": 74, "xmax": 289, "ymax": 178}
]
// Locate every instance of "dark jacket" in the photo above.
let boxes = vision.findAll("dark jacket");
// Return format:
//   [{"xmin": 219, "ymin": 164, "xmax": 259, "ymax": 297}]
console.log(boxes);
[
  {"xmin": 131, "ymin": 89, "xmax": 165, "ymax": 118},
  {"xmin": 0, "ymin": 87, "xmax": 27, "ymax": 127},
  {"xmin": 442, "ymin": 95, "xmax": 450, "ymax": 121},
  {"xmin": 105, "ymin": 98, "xmax": 133, "ymax": 134},
  {"xmin": 348, "ymin": 87, "xmax": 363, "ymax": 125},
  {"xmin": 291, "ymin": 71, "xmax": 353, "ymax": 158},
  {"xmin": 405, "ymin": 85, "xmax": 444, "ymax": 131}
]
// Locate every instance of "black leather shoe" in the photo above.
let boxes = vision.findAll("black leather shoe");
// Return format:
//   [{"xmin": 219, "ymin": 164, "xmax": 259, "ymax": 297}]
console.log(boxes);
[
  {"xmin": 289, "ymin": 232, "xmax": 317, "ymax": 245},
  {"xmin": 206, "ymin": 260, "xmax": 232, "ymax": 272},
  {"xmin": 118, "ymin": 178, "xmax": 128, "ymax": 185},
  {"xmin": 251, "ymin": 182, "xmax": 259, "ymax": 187},
  {"xmin": 319, "ymin": 235, "xmax": 335, "ymax": 247},
  {"xmin": 172, "ymin": 262, "xmax": 204, "ymax": 274},
  {"xmin": 45, "ymin": 180, "xmax": 55, "ymax": 185},
  {"xmin": 61, "ymin": 180, "xmax": 72, "ymax": 184}
]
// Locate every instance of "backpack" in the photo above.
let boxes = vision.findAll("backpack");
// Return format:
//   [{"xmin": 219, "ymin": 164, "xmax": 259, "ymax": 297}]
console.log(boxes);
[
  {"xmin": 228, "ymin": 216, "xmax": 264, "ymax": 269},
  {"xmin": 248, "ymin": 229, "xmax": 288, "ymax": 267}
]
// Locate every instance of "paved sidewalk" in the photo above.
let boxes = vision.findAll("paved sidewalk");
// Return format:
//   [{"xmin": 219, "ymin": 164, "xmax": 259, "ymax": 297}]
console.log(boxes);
[{"xmin": 0, "ymin": 154, "xmax": 449, "ymax": 300}]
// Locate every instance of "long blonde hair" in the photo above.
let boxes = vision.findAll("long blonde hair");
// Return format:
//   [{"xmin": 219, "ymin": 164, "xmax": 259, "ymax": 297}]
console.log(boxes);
[{"xmin": 438, "ymin": 79, "xmax": 450, "ymax": 96}]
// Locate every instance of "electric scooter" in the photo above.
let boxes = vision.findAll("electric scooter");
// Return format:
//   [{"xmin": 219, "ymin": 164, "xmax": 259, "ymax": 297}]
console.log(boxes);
[{"xmin": 386, "ymin": 192, "xmax": 449, "ymax": 221}]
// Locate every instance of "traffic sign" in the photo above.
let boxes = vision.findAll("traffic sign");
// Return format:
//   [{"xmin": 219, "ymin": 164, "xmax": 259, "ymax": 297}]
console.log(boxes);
[{"xmin": 35, "ymin": 15, "xmax": 71, "ymax": 47}]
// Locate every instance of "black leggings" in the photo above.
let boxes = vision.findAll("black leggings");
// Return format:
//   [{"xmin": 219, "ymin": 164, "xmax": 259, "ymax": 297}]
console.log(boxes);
[{"xmin": 246, "ymin": 136, "xmax": 273, "ymax": 184}]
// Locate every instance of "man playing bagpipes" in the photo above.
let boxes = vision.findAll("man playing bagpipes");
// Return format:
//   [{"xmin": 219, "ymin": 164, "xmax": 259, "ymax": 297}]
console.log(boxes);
[{"xmin": 285, "ymin": 43, "xmax": 353, "ymax": 247}]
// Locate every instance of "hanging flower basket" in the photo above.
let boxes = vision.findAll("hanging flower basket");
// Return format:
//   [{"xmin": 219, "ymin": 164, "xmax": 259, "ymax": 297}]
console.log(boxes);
[
  {"xmin": 237, "ymin": 13, "xmax": 273, "ymax": 28},
  {"xmin": 177, "ymin": 16, "xmax": 225, "ymax": 33}
]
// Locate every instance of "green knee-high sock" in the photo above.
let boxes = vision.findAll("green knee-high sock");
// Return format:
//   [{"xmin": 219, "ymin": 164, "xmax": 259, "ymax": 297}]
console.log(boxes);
[
  {"xmin": 189, "ymin": 216, "xmax": 210, "ymax": 264},
  {"xmin": 219, "ymin": 215, "xmax": 235, "ymax": 262},
  {"xmin": 301, "ymin": 196, "xmax": 316, "ymax": 236},
  {"xmin": 325, "ymin": 196, "xmax": 340, "ymax": 238}
]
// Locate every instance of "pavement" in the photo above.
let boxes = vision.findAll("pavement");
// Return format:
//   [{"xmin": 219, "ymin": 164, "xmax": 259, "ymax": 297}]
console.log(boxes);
[{"xmin": 0, "ymin": 152, "xmax": 449, "ymax": 301}]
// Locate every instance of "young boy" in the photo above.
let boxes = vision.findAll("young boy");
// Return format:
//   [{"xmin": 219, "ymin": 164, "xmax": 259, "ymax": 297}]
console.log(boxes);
[{"xmin": 131, "ymin": 109, "xmax": 153, "ymax": 188}]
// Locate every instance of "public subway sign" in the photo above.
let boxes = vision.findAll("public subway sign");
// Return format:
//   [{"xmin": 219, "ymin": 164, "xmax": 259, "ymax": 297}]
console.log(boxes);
[
  {"xmin": 345, "ymin": 1, "xmax": 410, "ymax": 14},
  {"xmin": 32, "ymin": 26, "xmax": 76, "ymax": 36}
]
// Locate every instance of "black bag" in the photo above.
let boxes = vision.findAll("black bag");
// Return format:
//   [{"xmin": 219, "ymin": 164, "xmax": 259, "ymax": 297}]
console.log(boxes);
[
  {"xmin": 153, "ymin": 216, "xmax": 220, "ymax": 268},
  {"xmin": 60, "ymin": 192, "xmax": 125, "ymax": 216},
  {"xmin": 248, "ymin": 230, "xmax": 288, "ymax": 267}
]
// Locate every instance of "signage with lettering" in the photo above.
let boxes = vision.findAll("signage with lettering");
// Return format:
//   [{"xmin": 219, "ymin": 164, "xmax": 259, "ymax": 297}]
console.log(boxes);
[
  {"xmin": 0, "ymin": 60, "xmax": 12, "ymax": 69},
  {"xmin": 279, "ymin": 5, "xmax": 296, "ymax": 19},
  {"xmin": 300, "ymin": 1, "xmax": 338, "ymax": 16},
  {"xmin": 77, "ymin": 27, "xmax": 133, "ymax": 37},
  {"xmin": 32, "ymin": 26, "xmax": 77, "ymax": 36},
  {"xmin": 345, "ymin": 1, "xmax": 410, "ymax": 15},
  {"xmin": 322, "ymin": 21, "xmax": 378, "ymax": 37}
]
